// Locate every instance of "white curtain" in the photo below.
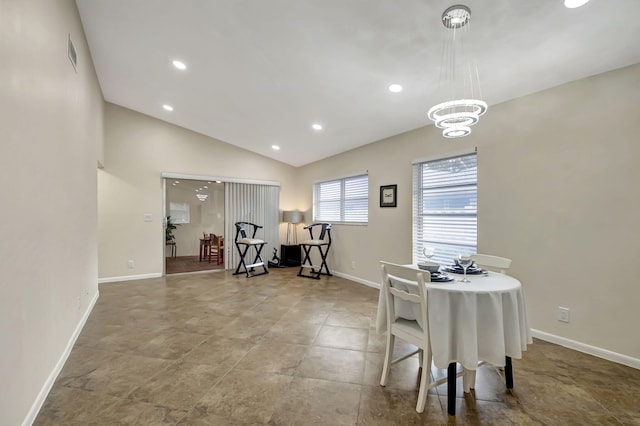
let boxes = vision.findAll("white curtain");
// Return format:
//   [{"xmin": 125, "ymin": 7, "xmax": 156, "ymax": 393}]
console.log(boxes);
[{"xmin": 224, "ymin": 182, "xmax": 280, "ymax": 270}]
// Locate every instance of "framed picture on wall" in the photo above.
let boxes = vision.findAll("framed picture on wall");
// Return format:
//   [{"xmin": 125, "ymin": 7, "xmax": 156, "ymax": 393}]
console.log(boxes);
[{"xmin": 380, "ymin": 184, "xmax": 397, "ymax": 208}]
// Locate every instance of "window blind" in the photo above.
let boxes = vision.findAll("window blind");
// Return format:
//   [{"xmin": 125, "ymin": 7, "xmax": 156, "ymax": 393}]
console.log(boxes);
[
  {"xmin": 314, "ymin": 174, "xmax": 368, "ymax": 224},
  {"xmin": 413, "ymin": 153, "xmax": 477, "ymax": 265}
]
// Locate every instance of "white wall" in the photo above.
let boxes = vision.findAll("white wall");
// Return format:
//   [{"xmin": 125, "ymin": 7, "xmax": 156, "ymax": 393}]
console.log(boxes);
[
  {"xmin": 296, "ymin": 63, "xmax": 640, "ymax": 362},
  {"xmin": 98, "ymin": 103, "xmax": 299, "ymax": 280},
  {"xmin": 0, "ymin": 0, "xmax": 104, "ymax": 424}
]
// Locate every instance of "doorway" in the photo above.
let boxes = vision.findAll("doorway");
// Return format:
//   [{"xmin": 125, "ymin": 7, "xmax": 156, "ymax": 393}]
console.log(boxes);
[{"xmin": 165, "ymin": 178, "xmax": 225, "ymax": 274}]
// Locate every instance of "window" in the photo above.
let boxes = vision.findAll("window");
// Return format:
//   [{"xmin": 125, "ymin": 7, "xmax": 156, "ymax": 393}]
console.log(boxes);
[
  {"xmin": 169, "ymin": 202, "xmax": 190, "ymax": 224},
  {"xmin": 313, "ymin": 174, "xmax": 368, "ymax": 224},
  {"xmin": 413, "ymin": 153, "xmax": 477, "ymax": 265}
]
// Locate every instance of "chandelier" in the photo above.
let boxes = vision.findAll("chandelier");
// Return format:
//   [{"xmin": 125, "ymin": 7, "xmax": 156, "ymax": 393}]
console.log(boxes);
[{"xmin": 428, "ymin": 5, "xmax": 487, "ymax": 138}]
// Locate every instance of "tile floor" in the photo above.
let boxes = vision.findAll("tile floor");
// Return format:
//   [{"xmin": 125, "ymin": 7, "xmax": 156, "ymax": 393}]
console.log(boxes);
[{"xmin": 35, "ymin": 268, "xmax": 640, "ymax": 425}]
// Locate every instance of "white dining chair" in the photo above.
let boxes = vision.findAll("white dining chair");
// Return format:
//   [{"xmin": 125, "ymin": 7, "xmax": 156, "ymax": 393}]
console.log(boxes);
[
  {"xmin": 379, "ymin": 261, "xmax": 464, "ymax": 413},
  {"xmin": 471, "ymin": 254, "xmax": 512, "ymax": 274}
]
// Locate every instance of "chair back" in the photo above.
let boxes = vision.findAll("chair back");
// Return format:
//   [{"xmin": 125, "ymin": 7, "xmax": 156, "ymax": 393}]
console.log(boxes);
[
  {"xmin": 234, "ymin": 221, "xmax": 262, "ymax": 242},
  {"xmin": 380, "ymin": 261, "xmax": 430, "ymax": 345},
  {"xmin": 471, "ymin": 254, "xmax": 512, "ymax": 274},
  {"xmin": 304, "ymin": 222, "xmax": 331, "ymax": 243}
]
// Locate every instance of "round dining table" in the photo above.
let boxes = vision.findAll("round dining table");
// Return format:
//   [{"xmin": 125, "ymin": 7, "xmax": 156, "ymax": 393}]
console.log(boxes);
[{"xmin": 376, "ymin": 264, "xmax": 532, "ymax": 414}]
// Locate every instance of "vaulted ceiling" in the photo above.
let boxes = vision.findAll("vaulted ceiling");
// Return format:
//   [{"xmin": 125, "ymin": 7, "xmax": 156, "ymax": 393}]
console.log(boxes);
[{"xmin": 76, "ymin": 0, "xmax": 640, "ymax": 166}]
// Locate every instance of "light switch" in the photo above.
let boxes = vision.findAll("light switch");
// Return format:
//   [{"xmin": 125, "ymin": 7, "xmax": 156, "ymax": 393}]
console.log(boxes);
[{"xmin": 144, "ymin": 213, "xmax": 153, "ymax": 222}]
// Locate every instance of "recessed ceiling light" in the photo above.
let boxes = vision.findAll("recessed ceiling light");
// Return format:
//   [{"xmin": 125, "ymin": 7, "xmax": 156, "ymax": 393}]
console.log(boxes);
[
  {"xmin": 312, "ymin": 123, "xmax": 323, "ymax": 131},
  {"xmin": 215, "ymin": 180, "xmax": 222, "ymax": 184},
  {"xmin": 564, "ymin": 0, "xmax": 589, "ymax": 8},
  {"xmin": 203, "ymin": 185, "xmax": 208, "ymax": 189},
  {"xmin": 389, "ymin": 84, "xmax": 403, "ymax": 93},
  {"xmin": 271, "ymin": 145, "xmax": 280, "ymax": 150},
  {"xmin": 172, "ymin": 60, "xmax": 187, "ymax": 70},
  {"xmin": 174, "ymin": 181, "xmax": 179, "ymax": 183},
  {"xmin": 162, "ymin": 104, "xmax": 174, "ymax": 111}
]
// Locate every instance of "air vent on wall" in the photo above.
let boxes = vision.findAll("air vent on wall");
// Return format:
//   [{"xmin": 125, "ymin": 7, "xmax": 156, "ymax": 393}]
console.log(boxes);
[{"xmin": 68, "ymin": 34, "xmax": 77, "ymax": 73}]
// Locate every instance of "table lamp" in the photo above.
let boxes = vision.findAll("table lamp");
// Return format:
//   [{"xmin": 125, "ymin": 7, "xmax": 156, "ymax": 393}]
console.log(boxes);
[{"xmin": 282, "ymin": 210, "xmax": 303, "ymax": 244}]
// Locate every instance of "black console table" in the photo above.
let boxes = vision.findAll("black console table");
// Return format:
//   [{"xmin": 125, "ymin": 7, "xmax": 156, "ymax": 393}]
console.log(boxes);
[{"xmin": 280, "ymin": 244, "xmax": 301, "ymax": 267}]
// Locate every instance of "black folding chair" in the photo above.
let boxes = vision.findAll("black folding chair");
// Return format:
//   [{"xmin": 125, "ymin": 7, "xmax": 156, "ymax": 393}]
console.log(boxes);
[
  {"xmin": 297, "ymin": 223, "xmax": 332, "ymax": 279},
  {"xmin": 233, "ymin": 222, "xmax": 268, "ymax": 278}
]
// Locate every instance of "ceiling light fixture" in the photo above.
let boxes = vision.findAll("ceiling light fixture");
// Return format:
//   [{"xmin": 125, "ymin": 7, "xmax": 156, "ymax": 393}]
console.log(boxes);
[
  {"xmin": 564, "ymin": 0, "xmax": 589, "ymax": 8},
  {"xmin": 172, "ymin": 60, "xmax": 187, "ymax": 70},
  {"xmin": 162, "ymin": 104, "xmax": 174, "ymax": 111},
  {"xmin": 196, "ymin": 194, "xmax": 208, "ymax": 201},
  {"xmin": 428, "ymin": 5, "xmax": 487, "ymax": 138},
  {"xmin": 312, "ymin": 123, "xmax": 323, "ymax": 131},
  {"xmin": 389, "ymin": 84, "xmax": 403, "ymax": 93},
  {"xmin": 271, "ymin": 145, "xmax": 280, "ymax": 150}
]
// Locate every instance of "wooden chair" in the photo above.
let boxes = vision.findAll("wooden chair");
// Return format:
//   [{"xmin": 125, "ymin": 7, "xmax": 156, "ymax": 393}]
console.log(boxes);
[
  {"xmin": 208, "ymin": 234, "xmax": 224, "ymax": 265},
  {"xmin": 379, "ymin": 261, "xmax": 464, "ymax": 413}
]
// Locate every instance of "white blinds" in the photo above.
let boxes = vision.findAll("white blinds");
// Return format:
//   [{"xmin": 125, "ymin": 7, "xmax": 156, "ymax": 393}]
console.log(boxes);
[
  {"xmin": 224, "ymin": 182, "xmax": 280, "ymax": 269},
  {"xmin": 314, "ymin": 174, "xmax": 368, "ymax": 224},
  {"xmin": 412, "ymin": 153, "xmax": 477, "ymax": 265}
]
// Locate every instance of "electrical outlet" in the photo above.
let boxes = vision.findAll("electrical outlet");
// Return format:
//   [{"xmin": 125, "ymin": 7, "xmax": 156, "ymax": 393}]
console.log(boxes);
[
  {"xmin": 351, "ymin": 260, "xmax": 356, "ymax": 270},
  {"xmin": 558, "ymin": 306, "xmax": 570, "ymax": 323},
  {"xmin": 128, "ymin": 260, "xmax": 135, "ymax": 269}
]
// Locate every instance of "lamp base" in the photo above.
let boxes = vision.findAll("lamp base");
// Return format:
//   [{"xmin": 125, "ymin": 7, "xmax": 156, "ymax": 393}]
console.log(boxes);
[{"xmin": 286, "ymin": 222, "xmax": 298, "ymax": 245}]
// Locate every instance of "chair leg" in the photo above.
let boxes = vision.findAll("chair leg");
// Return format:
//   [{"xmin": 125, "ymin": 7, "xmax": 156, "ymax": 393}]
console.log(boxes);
[
  {"xmin": 234, "ymin": 244, "xmax": 268, "ymax": 277},
  {"xmin": 297, "ymin": 245, "xmax": 321, "ymax": 279},
  {"xmin": 416, "ymin": 348, "xmax": 432, "ymax": 413},
  {"xmin": 316, "ymin": 245, "xmax": 332, "ymax": 276},
  {"xmin": 233, "ymin": 244, "xmax": 251, "ymax": 276},
  {"xmin": 447, "ymin": 362, "xmax": 457, "ymax": 416},
  {"xmin": 505, "ymin": 356, "xmax": 513, "ymax": 389},
  {"xmin": 298, "ymin": 244, "xmax": 332, "ymax": 279},
  {"xmin": 379, "ymin": 333, "xmax": 395, "ymax": 386},
  {"xmin": 463, "ymin": 368, "xmax": 476, "ymax": 393}
]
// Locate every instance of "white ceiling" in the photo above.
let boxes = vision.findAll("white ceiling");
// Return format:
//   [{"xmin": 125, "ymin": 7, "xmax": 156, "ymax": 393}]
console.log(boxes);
[{"xmin": 76, "ymin": 0, "xmax": 640, "ymax": 167}]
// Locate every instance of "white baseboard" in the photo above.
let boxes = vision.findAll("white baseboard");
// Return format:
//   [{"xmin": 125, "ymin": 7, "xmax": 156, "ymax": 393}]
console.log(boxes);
[
  {"xmin": 332, "ymin": 271, "xmax": 379, "ymax": 289},
  {"xmin": 23, "ymin": 290, "xmax": 100, "ymax": 426},
  {"xmin": 98, "ymin": 272, "xmax": 162, "ymax": 284},
  {"xmin": 531, "ymin": 329, "xmax": 640, "ymax": 370}
]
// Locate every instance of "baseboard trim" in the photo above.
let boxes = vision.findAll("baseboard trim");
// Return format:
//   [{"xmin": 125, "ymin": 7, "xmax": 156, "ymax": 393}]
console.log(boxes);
[
  {"xmin": 332, "ymin": 271, "xmax": 379, "ymax": 289},
  {"xmin": 98, "ymin": 273, "xmax": 162, "ymax": 284},
  {"xmin": 531, "ymin": 329, "xmax": 639, "ymax": 370},
  {"xmin": 23, "ymin": 290, "xmax": 99, "ymax": 426}
]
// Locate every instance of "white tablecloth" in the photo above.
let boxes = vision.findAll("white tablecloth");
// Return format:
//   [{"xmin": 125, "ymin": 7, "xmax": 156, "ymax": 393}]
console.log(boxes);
[{"xmin": 376, "ymin": 267, "xmax": 532, "ymax": 370}]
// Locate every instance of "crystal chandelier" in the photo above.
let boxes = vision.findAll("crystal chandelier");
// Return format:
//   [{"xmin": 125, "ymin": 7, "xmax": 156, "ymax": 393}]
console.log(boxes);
[{"xmin": 428, "ymin": 5, "xmax": 487, "ymax": 138}]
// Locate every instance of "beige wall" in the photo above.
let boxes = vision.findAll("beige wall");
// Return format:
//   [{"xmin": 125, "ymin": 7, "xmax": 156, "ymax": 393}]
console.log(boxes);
[
  {"xmin": 297, "ymin": 63, "xmax": 640, "ymax": 361},
  {"xmin": 0, "ymin": 0, "xmax": 104, "ymax": 424},
  {"xmin": 98, "ymin": 103, "xmax": 299, "ymax": 279}
]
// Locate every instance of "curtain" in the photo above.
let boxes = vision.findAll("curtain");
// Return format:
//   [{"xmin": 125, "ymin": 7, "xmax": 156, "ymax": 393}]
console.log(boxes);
[{"xmin": 224, "ymin": 182, "xmax": 280, "ymax": 269}]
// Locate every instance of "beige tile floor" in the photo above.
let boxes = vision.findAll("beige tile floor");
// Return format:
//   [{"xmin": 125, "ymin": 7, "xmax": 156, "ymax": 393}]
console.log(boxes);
[{"xmin": 35, "ymin": 268, "xmax": 640, "ymax": 425}]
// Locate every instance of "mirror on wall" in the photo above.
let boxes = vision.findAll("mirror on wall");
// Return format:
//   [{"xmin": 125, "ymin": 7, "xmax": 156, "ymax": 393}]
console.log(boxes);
[{"xmin": 165, "ymin": 178, "xmax": 225, "ymax": 274}]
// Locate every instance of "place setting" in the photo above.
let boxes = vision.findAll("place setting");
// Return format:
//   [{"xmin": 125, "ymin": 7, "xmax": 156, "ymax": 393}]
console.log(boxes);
[
  {"xmin": 441, "ymin": 254, "xmax": 488, "ymax": 282},
  {"xmin": 417, "ymin": 247, "xmax": 455, "ymax": 282}
]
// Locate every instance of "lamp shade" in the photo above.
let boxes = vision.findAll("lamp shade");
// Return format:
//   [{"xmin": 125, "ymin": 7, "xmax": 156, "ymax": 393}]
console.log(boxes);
[{"xmin": 282, "ymin": 210, "xmax": 303, "ymax": 224}]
